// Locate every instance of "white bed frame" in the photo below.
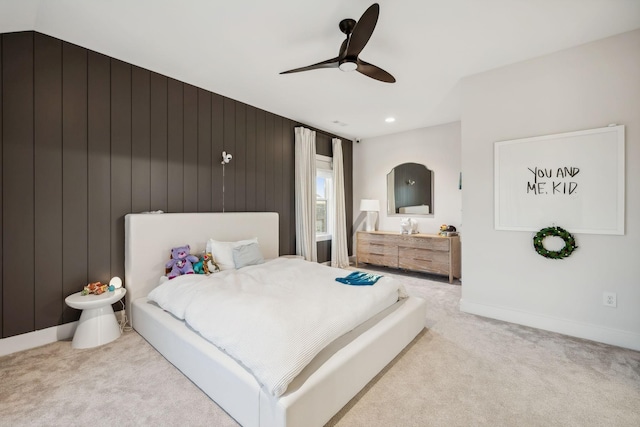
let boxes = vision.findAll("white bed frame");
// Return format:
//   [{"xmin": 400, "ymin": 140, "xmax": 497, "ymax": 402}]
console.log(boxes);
[{"xmin": 125, "ymin": 212, "xmax": 426, "ymax": 427}]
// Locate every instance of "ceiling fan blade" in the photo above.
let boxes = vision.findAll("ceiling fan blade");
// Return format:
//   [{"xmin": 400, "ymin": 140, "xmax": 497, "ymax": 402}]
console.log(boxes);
[
  {"xmin": 346, "ymin": 3, "xmax": 379, "ymax": 57},
  {"xmin": 339, "ymin": 38, "xmax": 348, "ymax": 60},
  {"xmin": 280, "ymin": 57, "xmax": 340, "ymax": 74},
  {"xmin": 356, "ymin": 59, "xmax": 396, "ymax": 83}
]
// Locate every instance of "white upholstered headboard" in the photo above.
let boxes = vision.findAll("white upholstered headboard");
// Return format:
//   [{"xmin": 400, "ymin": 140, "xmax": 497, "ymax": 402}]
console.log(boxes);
[{"xmin": 124, "ymin": 212, "xmax": 279, "ymax": 325}]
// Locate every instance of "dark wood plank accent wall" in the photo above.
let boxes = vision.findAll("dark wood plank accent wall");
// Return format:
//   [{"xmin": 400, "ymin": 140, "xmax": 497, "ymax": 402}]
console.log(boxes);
[
  {"xmin": 198, "ymin": 89, "xmax": 212, "ymax": 212},
  {"xmin": 132, "ymin": 66, "xmax": 151, "ymax": 213},
  {"xmin": 150, "ymin": 72, "xmax": 169, "ymax": 211},
  {"xmin": 34, "ymin": 33, "xmax": 63, "ymax": 330},
  {"xmin": 87, "ymin": 50, "xmax": 111, "ymax": 307},
  {"xmin": 110, "ymin": 58, "xmax": 133, "ymax": 299},
  {"xmin": 344, "ymin": 139, "xmax": 354, "ymax": 255},
  {"xmin": 0, "ymin": 32, "xmax": 3, "ymax": 336},
  {"xmin": 0, "ymin": 31, "xmax": 353, "ymax": 339},
  {"xmin": 183, "ymin": 84, "xmax": 199, "ymax": 213},
  {"xmin": 61, "ymin": 41, "xmax": 90, "ymax": 323},
  {"xmin": 3, "ymin": 32, "xmax": 35, "ymax": 337}
]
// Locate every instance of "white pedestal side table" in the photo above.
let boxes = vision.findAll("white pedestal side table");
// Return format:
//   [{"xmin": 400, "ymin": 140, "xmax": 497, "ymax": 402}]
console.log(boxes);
[{"xmin": 65, "ymin": 288, "xmax": 126, "ymax": 349}]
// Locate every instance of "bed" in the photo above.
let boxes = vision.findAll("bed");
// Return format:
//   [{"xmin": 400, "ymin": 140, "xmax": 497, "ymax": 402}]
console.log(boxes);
[{"xmin": 124, "ymin": 212, "xmax": 426, "ymax": 427}]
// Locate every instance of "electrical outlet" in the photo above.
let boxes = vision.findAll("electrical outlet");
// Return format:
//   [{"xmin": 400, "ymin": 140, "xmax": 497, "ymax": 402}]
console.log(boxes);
[{"xmin": 603, "ymin": 292, "xmax": 617, "ymax": 308}]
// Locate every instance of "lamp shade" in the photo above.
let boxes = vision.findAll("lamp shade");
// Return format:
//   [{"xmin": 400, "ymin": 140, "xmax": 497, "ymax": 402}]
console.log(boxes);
[
  {"xmin": 360, "ymin": 199, "xmax": 380, "ymax": 212},
  {"xmin": 109, "ymin": 276, "xmax": 123, "ymax": 289}
]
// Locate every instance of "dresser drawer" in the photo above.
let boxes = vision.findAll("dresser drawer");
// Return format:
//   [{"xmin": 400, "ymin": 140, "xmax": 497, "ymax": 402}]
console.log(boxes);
[
  {"xmin": 357, "ymin": 233, "xmax": 399, "ymax": 268},
  {"xmin": 359, "ymin": 242, "xmax": 397, "ymax": 257},
  {"xmin": 400, "ymin": 236, "xmax": 450, "ymax": 251},
  {"xmin": 399, "ymin": 257, "xmax": 450, "ymax": 275},
  {"xmin": 399, "ymin": 247, "xmax": 449, "ymax": 263},
  {"xmin": 399, "ymin": 247, "xmax": 450, "ymax": 275},
  {"xmin": 359, "ymin": 253, "xmax": 399, "ymax": 268},
  {"xmin": 357, "ymin": 232, "xmax": 389, "ymax": 245}
]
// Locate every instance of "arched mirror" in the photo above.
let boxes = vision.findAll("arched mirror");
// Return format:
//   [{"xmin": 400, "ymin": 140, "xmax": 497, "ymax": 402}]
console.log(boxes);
[{"xmin": 387, "ymin": 163, "xmax": 433, "ymax": 216}]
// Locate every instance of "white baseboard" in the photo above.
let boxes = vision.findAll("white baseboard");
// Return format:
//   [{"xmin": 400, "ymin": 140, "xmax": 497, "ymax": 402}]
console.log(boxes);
[
  {"xmin": 459, "ymin": 299, "xmax": 640, "ymax": 352},
  {"xmin": 0, "ymin": 321, "xmax": 78, "ymax": 357},
  {"xmin": 0, "ymin": 309, "xmax": 128, "ymax": 357}
]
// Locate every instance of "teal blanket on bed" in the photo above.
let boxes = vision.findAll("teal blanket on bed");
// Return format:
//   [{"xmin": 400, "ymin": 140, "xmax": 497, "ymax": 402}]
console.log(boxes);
[{"xmin": 335, "ymin": 271, "xmax": 382, "ymax": 286}]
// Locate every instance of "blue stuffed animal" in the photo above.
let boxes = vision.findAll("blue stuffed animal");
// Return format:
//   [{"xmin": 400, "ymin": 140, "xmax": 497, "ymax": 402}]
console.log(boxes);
[
  {"xmin": 166, "ymin": 245, "xmax": 199, "ymax": 279},
  {"xmin": 193, "ymin": 258, "xmax": 205, "ymax": 274}
]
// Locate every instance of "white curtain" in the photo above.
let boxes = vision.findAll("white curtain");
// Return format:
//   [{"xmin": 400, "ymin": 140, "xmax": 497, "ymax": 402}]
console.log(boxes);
[
  {"xmin": 331, "ymin": 138, "xmax": 349, "ymax": 268},
  {"xmin": 294, "ymin": 127, "xmax": 317, "ymax": 262}
]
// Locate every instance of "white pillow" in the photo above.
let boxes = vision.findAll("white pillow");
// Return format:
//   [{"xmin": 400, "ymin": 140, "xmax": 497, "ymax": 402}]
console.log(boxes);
[{"xmin": 206, "ymin": 238, "xmax": 258, "ymax": 271}]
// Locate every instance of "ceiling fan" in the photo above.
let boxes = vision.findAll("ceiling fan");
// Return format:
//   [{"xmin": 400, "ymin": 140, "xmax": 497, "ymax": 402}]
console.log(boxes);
[{"xmin": 280, "ymin": 3, "xmax": 395, "ymax": 83}]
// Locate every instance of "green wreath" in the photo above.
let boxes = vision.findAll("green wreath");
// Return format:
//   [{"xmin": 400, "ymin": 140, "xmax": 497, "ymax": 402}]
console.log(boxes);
[{"xmin": 533, "ymin": 226, "xmax": 577, "ymax": 259}]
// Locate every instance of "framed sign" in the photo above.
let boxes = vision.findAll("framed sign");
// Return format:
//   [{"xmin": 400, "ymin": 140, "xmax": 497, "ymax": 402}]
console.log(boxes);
[{"xmin": 494, "ymin": 125, "xmax": 625, "ymax": 235}]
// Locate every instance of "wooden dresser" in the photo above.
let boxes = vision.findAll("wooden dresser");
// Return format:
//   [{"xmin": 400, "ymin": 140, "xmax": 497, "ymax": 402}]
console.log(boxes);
[{"xmin": 356, "ymin": 231, "xmax": 461, "ymax": 283}]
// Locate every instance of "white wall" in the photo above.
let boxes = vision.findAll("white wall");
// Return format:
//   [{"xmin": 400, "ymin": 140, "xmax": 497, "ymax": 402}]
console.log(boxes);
[
  {"xmin": 460, "ymin": 29, "xmax": 640, "ymax": 350},
  {"xmin": 353, "ymin": 122, "xmax": 462, "ymax": 239}
]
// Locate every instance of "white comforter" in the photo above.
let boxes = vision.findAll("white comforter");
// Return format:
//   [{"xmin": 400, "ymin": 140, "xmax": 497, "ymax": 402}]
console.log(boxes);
[{"xmin": 147, "ymin": 257, "xmax": 404, "ymax": 397}]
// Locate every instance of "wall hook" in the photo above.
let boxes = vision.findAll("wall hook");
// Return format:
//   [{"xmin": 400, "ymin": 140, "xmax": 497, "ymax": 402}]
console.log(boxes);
[{"xmin": 221, "ymin": 151, "xmax": 232, "ymax": 164}]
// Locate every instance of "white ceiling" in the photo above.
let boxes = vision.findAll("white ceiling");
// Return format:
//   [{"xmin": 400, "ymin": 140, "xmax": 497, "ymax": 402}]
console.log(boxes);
[{"xmin": 1, "ymin": 0, "xmax": 639, "ymax": 139}]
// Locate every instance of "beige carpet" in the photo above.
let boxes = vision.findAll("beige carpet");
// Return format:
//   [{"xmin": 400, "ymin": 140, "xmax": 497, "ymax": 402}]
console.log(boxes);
[{"xmin": 2, "ymin": 268, "xmax": 639, "ymax": 427}]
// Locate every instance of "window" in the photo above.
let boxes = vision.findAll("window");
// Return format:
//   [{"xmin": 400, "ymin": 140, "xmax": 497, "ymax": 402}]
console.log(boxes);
[{"xmin": 316, "ymin": 155, "xmax": 333, "ymax": 242}]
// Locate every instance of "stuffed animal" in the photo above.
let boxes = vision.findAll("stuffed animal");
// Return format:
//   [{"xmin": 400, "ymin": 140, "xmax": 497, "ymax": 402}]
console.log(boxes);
[
  {"xmin": 166, "ymin": 245, "xmax": 199, "ymax": 279},
  {"xmin": 439, "ymin": 224, "xmax": 457, "ymax": 236},
  {"xmin": 81, "ymin": 281, "xmax": 109, "ymax": 295},
  {"xmin": 203, "ymin": 252, "xmax": 220, "ymax": 274},
  {"xmin": 188, "ymin": 253, "xmax": 220, "ymax": 275},
  {"xmin": 193, "ymin": 258, "xmax": 206, "ymax": 274}
]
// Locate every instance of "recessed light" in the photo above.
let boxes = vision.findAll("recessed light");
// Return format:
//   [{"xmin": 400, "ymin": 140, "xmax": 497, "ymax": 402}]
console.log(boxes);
[{"xmin": 385, "ymin": 117, "xmax": 396, "ymax": 123}]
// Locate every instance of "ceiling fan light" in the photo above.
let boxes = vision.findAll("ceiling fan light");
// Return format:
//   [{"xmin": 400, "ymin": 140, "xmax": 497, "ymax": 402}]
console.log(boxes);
[{"xmin": 339, "ymin": 61, "xmax": 357, "ymax": 72}]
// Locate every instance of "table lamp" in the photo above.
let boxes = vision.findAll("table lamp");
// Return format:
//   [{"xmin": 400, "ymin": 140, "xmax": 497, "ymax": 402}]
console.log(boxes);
[{"xmin": 360, "ymin": 199, "xmax": 380, "ymax": 232}]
